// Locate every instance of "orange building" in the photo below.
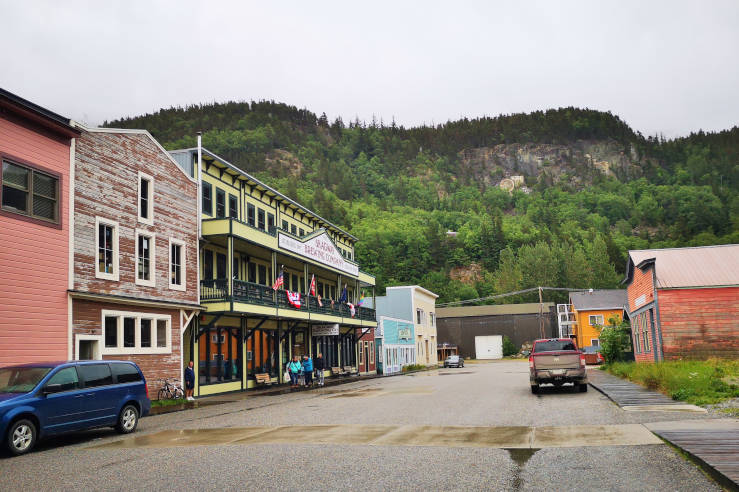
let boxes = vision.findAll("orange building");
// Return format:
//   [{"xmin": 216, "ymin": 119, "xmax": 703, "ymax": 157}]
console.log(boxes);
[{"xmin": 569, "ymin": 290, "xmax": 627, "ymax": 349}]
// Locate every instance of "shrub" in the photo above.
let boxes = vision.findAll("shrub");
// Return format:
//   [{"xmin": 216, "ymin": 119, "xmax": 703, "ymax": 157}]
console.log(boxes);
[
  {"xmin": 502, "ymin": 336, "xmax": 518, "ymax": 357},
  {"xmin": 598, "ymin": 317, "xmax": 632, "ymax": 363},
  {"xmin": 402, "ymin": 364, "xmax": 426, "ymax": 372}
]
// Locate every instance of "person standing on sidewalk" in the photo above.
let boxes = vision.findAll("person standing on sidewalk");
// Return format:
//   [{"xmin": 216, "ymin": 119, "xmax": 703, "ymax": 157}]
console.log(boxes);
[
  {"xmin": 302, "ymin": 355, "xmax": 313, "ymax": 387},
  {"xmin": 184, "ymin": 360, "xmax": 195, "ymax": 401},
  {"xmin": 314, "ymin": 353, "xmax": 325, "ymax": 387},
  {"xmin": 288, "ymin": 356, "xmax": 302, "ymax": 388}
]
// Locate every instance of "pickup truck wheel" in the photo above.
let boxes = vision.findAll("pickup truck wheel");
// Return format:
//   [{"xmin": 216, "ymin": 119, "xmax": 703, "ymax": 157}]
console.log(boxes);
[
  {"xmin": 579, "ymin": 383, "xmax": 588, "ymax": 393},
  {"xmin": 530, "ymin": 385, "xmax": 539, "ymax": 394}
]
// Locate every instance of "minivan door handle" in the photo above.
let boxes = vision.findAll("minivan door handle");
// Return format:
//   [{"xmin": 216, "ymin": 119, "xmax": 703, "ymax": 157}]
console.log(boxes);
[
  {"xmin": 86, "ymin": 393, "xmax": 96, "ymax": 397},
  {"xmin": 74, "ymin": 395, "xmax": 86, "ymax": 399}
]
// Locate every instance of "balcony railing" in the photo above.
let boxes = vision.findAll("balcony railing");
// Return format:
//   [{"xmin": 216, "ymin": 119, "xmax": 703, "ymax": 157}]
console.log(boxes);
[{"xmin": 200, "ymin": 279, "xmax": 375, "ymax": 321}]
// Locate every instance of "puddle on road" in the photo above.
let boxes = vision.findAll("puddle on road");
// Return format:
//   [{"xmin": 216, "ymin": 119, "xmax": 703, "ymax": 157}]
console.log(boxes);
[
  {"xmin": 325, "ymin": 387, "xmax": 433, "ymax": 398},
  {"xmin": 438, "ymin": 371, "xmax": 475, "ymax": 376},
  {"xmin": 506, "ymin": 448, "xmax": 539, "ymax": 490}
]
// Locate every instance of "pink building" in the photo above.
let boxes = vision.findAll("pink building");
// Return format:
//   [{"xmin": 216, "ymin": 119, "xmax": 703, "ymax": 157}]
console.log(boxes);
[{"xmin": 0, "ymin": 89, "xmax": 79, "ymax": 365}]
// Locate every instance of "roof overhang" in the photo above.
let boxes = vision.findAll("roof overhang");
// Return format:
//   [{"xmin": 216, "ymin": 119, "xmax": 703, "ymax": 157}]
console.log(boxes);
[
  {"xmin": 69, "ymin": 290, "xmax": 203, "ymax": 311},
  {"xmin": 0, "ymin": 88, "xmax": 79, "ymax": 139}
]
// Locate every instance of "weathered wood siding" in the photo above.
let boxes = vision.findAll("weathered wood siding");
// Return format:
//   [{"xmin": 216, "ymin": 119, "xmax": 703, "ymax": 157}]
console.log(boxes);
[
  {"xmin": 0, "ymin": 115, "xmax": 71, "ymax": 365},
  {"xmin": 658, "ymin": 287, "xmax": 739, "ymax": 359},
  {"xmin": 73, "ymin": 130, "xmax": 198, "ymax": 302}
]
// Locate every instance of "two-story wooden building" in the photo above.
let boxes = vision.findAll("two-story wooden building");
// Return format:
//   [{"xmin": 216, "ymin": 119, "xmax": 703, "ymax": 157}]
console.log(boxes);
[
  {"xmin": 0, "ymin": 88, "xmax": 79, "ymax": 365},
  {"xmin": 169, "ymin": 147, "xmax": 376, "ymax": 396},
  {"xmin": 69, "ymin": 126, "xmax": 200, "ymax": 393},
  {"xmin": 568, "ymin": 289, "xmax": 627, "ymax": 349}
]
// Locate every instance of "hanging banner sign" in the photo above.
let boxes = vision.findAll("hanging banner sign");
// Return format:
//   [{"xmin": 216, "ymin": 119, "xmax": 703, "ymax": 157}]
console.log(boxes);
[
  {"xmin": 279, "ymin": 231, "xmax": 359, "ymax": 276},
  {"xmin": 398, "ymin": 328, "xmax": 412, "ymax": 340},
  {"xmin": 312, "ymin": 324, "xmax": 340, "ymax": 337}
]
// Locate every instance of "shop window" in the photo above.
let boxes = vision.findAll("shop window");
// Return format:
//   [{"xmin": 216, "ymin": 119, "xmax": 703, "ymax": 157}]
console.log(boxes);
[
  {"xmin": 102, "ymin": 311, "xmax": 171, "ymax": 355},
  {"xmin": 215, "ymin": 188, "xmax": 226, "ymax": 218},
  {"xmin": 198, "ymin": 326, "xmax": 242, "ymax": 385},
  {"xmin": 135, "ymin": 230, "xmax": 156, "ymax": 287},
  {"xmin": 246, "ymin": 329, "xmax": 278, "ymax": 380},
  {"xmin": 138, "ymin": 172, "xmax": 154, "ymax": 225},
  {"xmin": 1, "ymin": 159, "xmax": 59, "ymax": 224},
  {"xmin": 228, "ymin": 194, "xmax": 238, "ymax": 218},
  {"xmin": 202, "ymin": 181, "xmax": 212, "ymax": 216},
  {"xmin": 95, "ymin": 217, "xmax": 119, "ymax": 281}
]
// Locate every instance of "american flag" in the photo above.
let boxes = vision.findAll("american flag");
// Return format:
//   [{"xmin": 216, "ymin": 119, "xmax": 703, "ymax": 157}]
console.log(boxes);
[{"xmin": 272, "ymin": 269, "xmax": 284, "ymax": 290}]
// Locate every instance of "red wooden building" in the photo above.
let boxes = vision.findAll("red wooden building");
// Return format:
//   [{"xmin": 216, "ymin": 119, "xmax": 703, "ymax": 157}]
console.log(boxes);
[
  {"xmin": 624, "ymin": 245, "xmax": 739, "ymax": 362},
  {"xmin": 70, "ymin": 126, "xmax": 201, "ymax": 395},
  {"xmin": 356, "ymin": 326, "xmax": 376, "ymax": 374},
  {"xmin": 0, "ymin": 88, "xmax": 79, "ymax": 366}
]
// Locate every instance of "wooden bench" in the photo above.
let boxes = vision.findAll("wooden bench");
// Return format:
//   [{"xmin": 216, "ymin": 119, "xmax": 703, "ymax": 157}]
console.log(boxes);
[
  {"xmin": 255, "ymin": 373, "xmax": 275, "ymax": 386},
  {"xmin": 331, "ymin": 367, "xmax": 344, "ymax": 376},
  {"xmin": 344, "ymin": 366, "xmax": 356, "ymax": 376}
]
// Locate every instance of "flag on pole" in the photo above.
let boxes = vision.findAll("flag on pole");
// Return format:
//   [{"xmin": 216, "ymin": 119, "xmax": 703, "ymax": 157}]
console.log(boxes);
[
  {"xmin": 348, "ymin": 303, "xmax": 356, "ymax": 318},
  {"xmin": 310, "ymin": 274, "xmax": 316, "ymax": 296},
  {"xmin": 286, "ymin": 290, "xmax": 301, "ymax": 309},
  {"xmin": 338, "ymin": 285, "xmax": 348, "ymax": 303},
  {"xmin": 357, "ymin": 292, "xmax": 366, "ymax": 306},
  {"xmin": 272, "ymin": 268, "xmax": 284, "ymax": 290}
]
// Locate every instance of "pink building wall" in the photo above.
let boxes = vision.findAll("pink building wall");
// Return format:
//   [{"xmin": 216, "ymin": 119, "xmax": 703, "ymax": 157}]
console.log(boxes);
[{"xmin": 0, "ymin": 115, "xmax": 73, "ymax": 365}]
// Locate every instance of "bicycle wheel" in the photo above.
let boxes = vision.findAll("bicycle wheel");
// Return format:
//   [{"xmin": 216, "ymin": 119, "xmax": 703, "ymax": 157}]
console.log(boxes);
[
  {"xmin": 157, "ymin": 388, "xmax": 170, "ymax": 400},
  {"xmin": 173, "ymin": 387, "xmax": 184, "ymax": 399}
]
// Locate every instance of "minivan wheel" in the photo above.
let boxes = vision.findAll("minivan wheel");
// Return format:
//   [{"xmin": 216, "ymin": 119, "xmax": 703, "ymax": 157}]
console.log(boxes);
[
  {"xmin": 7, "ymin": 419, "xmax": 36, "ymax": 456},
  {"xmin": 579, "ymin": 383, "xmax": 588, "ymax": 393},
  {"xmin": 530, "ymin": 385, "xmax": 539, "ymax": 394},
  {"xmin": 116, "ymin": 405, "xmax": 139, "ymax": 434}
]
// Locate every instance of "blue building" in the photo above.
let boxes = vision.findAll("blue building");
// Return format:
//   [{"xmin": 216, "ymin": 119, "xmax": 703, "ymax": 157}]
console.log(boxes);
[{"xmin": 375, "ymin": 317, "xmax": 416, "ymax": 375}]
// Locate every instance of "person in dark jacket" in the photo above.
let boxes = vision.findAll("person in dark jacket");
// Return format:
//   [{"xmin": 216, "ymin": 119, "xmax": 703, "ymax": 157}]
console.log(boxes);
[
  {"xmin": 314, "ymin": 353, "xmax": 325, "ymax": 387},
  {"xmin": 184, "ymin": 360, "xmax": 195, "ymax": 401},
  {"xmin": 302, "ymin": 355, "xmax": 314, "ymax": 387}
]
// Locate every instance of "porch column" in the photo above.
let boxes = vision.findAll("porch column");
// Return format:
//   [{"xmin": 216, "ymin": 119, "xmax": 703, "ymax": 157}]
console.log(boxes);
[{"xmin": 227, "ymin": 235, "xmax": 233, "ymax": 299}]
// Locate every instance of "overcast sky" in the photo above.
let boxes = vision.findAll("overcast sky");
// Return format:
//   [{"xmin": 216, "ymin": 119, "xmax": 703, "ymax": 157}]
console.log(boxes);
[{"xmin": 1, "ymin": 1, "xmax": 737, "ymax": 137}]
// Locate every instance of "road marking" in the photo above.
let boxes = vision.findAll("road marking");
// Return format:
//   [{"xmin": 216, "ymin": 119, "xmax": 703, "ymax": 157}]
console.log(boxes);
[{"xmin": 89, "ymin": 424, "xmax": 662, "ymax": 450}]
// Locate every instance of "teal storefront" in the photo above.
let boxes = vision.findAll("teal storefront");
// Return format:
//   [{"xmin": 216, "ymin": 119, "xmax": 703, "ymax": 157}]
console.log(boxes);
[{"xmin": 375, "ymin": 316, "xmax": 416, "ymax": 375}]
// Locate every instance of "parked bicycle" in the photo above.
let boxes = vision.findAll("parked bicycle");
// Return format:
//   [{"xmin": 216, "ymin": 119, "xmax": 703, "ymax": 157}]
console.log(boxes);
[{"xmin": 157, "ymin": 379, "xmax": 184, "ymax": 400}]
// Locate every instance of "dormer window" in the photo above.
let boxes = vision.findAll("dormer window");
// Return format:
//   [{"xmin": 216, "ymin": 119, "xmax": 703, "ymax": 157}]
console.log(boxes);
[{"xmin": 138, "ymin": 172, "xmax": 153, "ymax": 225}]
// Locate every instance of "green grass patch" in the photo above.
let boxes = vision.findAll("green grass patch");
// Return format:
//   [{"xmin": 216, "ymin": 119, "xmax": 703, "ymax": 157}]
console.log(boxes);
[
  {"xmin": 151, "ymin": 398, "xmax": 185, "ymax": 408},
  {"xmin": 605, "ymin": 359, "xmax": 739, "ymax": 406},
  {"xmin": 402, "ymin": 364, "xmax": 428, "ymax": 372}
]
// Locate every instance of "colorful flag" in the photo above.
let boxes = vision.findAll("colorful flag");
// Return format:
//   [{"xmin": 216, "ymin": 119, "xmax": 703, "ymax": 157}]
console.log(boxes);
[
  {"xmin": 357, "ymin": 292, "xmax": 365, "ymax": 306},
  {"xmin": 338, "ymin": 285, "xmax": 348, "ymax": 303},
  {"xmin": 348, "ymin": 303, "xmax": 356, "ymax": 318},
  {"xmin": 286, "ymin": 290, "xmax": 301, "ymax": 309},
  {"xmin": 272, "ymin": 269, "xmax": 284, "ymax": 290},
  {"xmin": 310, "ymin": 274, "xmax": 316, "ymax": 296}
]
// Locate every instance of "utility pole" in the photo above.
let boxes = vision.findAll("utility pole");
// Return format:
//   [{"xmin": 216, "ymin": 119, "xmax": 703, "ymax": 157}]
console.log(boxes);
[{"xmin": 538, "ymin": 286, "xmax": 545, "ymax": 339}]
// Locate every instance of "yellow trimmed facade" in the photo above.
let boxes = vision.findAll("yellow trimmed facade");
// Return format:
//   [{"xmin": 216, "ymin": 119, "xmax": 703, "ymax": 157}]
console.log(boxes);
[{"xmin": 171, "ymin": 147, "xmax": 376, "ymax": 397}]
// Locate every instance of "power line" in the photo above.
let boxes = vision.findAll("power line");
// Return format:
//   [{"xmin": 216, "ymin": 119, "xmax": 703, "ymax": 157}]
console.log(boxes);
[{"xmin": 436, "ymin": 286, "xmax": 589, "ymax": 308}]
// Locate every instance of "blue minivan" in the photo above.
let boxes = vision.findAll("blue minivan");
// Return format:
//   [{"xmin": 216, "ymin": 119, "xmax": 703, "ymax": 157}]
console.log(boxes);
[{"xmin": 0, "ymin": 360, "xmax": 150, "ymax": 455}]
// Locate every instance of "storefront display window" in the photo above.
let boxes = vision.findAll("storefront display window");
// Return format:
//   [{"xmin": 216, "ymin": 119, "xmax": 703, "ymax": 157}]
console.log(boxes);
[
  {"xmin": 247, "ymin": 329, "xmax": 278, "ymax": 379},
  {"xmin": 198, "ymin": 325, "xmax": 242, "ymax": 385}
]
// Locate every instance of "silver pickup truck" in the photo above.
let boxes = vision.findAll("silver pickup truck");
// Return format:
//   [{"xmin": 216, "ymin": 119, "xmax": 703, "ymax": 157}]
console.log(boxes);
[{"xmin": 529, "ymin": 338, "xmax": 587, "ymax": 394}]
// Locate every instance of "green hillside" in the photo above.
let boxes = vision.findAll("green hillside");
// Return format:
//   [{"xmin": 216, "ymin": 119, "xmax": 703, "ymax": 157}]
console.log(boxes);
[{"xmin": 105, "ymin": 102, "xmax": 739, "ymax": 303}]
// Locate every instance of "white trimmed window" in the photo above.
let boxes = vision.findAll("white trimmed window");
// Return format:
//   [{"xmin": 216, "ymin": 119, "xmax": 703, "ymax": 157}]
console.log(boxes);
[
  {"xmin": 102, "ymin": 310, "xmax": 171, "ymax": 355},
  {"xmin": 138, "ymin": 171, "xmax": 154, "ymax": 225},
  {"xmin": 168, "ymin": 238, "xmax": 186, "ymax": 291},
  {"xmin": 430, "ymin": 312, "xmax": 435, "ymax": 327},
  {"xmin": 135, "ymin": 229, "xmax": 156, "ymax": 287},
  {"xmin": 591, "ymin": 339, "xmax": 600, "ymax": 347},
  {"xmin": 416, "ymin": 308, "xmax": 424, "ymax": 325},
  {"xmin": 95, "ymin": 217, "xmax": 119, "ymax": 281},
  {"xmin": 589, "ymin": 315, "xmax": 604, "ymax": 326}
]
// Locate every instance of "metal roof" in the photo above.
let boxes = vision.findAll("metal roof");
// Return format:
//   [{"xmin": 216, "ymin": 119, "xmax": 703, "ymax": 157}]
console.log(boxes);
[
  {"xmin": 437, "ymin": 302, "xmax": 555, "ymax": 318},
  {"xmin": 569, "ymin": 289, "xmax": 626, "ymax": 311},
  {"xmin": 386, "ymin": 285, "xmax": 439, "ymax": 299},
  {"xmin": 626, "ymin": 244, "xmax": 739, "ymax": 289},
  {"xmin": 0, "ymin": 87, "xmax": 79, "ymax": 137}
]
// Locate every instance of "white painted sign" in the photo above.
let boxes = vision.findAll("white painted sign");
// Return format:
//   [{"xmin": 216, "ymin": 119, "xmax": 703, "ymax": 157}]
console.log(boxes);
[
  {"xmin": 398, "ymin": 328, "xmax": 412, "ymax": 340},
  {"xmin": 312, "ymin": 324, "xmax": 339, "ymax": 337},
  {"xmin": 279, "ymin": 231, "xmax": 359, "ymax": 276},
  {"xmin": 634, "ymin": 294, "xmax": 646, "ymax": 308}
]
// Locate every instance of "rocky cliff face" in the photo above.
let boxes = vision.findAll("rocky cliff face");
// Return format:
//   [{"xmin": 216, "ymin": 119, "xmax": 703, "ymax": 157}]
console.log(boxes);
[{"xmin": 458, "ymin": 139, "xmax": 641, "ymax": 187}]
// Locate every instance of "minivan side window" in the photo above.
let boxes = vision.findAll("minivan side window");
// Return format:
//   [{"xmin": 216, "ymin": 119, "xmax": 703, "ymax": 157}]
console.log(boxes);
[
  {"xmin": 46, "ymin": 367, "xmax": 80, "ymax": 392},
  {"xmin": 78, "ymin": 364, "xmax": 113, "ymax": 388},
  {"xmin": 111, "ymin": 363, "xmax": 142, "ymax": 384}
]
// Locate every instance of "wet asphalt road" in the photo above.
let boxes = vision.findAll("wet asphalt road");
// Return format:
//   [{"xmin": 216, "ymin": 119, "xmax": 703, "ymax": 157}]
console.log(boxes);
[{"xmin": 0, "ymin": 361, "xmax": 721, "ymax": 491}]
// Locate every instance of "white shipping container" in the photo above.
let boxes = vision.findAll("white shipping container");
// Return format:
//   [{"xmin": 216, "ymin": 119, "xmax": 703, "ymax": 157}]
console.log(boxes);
[{"xmin": 475, "ymin": 335, "xmax": 503, "ymax": 360}]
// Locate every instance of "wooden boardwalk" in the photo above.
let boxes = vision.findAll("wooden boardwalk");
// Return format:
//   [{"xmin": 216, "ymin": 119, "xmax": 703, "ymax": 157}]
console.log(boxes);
[{"xmin": 587, "ymin": 369, "xmax": 683, "ymax": 406}]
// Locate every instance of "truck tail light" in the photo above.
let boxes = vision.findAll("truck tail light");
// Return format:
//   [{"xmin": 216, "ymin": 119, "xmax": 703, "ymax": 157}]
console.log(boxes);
[
  {"xmin": 529, "ymin": 356, "xmax": 534, "ymax": 369},
  {"xmin": 145, "ymin": 382, "xmax": 149, "ymax": 399},
  {"xmin": 580, "ymin": 354, "xmax": 586, "ymax": 368}
]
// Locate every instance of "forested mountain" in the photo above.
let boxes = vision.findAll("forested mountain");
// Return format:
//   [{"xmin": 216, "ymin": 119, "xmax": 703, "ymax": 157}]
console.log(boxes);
[{"xmin": 105, "ymin": 102, "xmax": 739, "ymax": 304}]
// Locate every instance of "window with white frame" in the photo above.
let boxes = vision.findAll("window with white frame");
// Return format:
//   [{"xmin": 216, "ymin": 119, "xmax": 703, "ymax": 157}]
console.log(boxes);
[
  {"xmin": 430, "ymin": 312, "xmax": 435, "ymax": 327},
  {"xmin": 168, "ymin": 238, "xmax": 185, "ymax": 291},
  {"xmin": 589, "ymin": 314, "xmax": 604, "ymax": 326},
  {"xmin": 138, "ymin": 172, "xmax": 153, "ymax": 225},
  {"xmin": 102, "ymin": 310, "xmax": 171, "ymax": 354},
  {"xmin": 416, "ymin": 308, "xmax": 424, "ymax": 325},
  {"xmin": 95, "ymin": 217, "xmax": 119, "ymax": 281},
  {"xmin": 135, "ymin": 229, "xmax": 156, "ymax": 287},
  {"xmin": 591, "ymin": 339, "xmax": 600, "ymax": 347}
]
